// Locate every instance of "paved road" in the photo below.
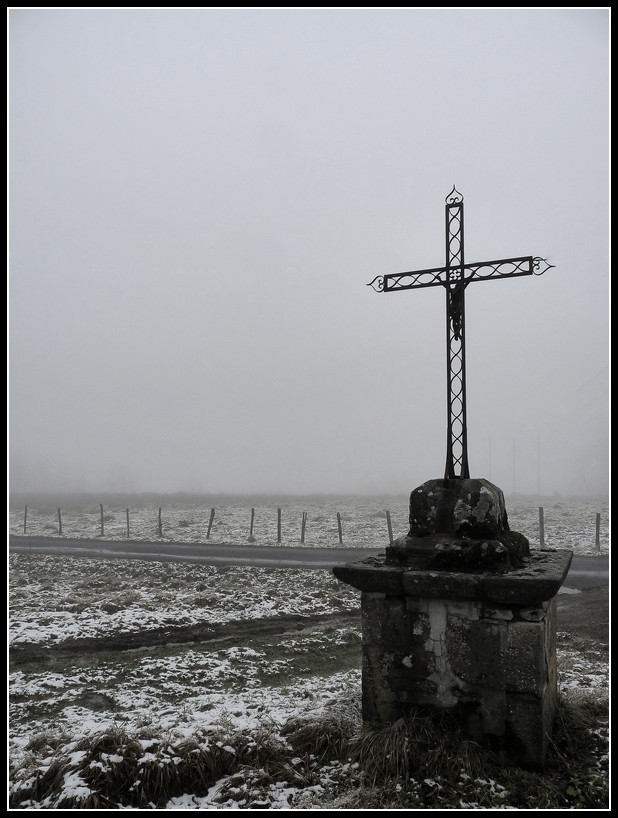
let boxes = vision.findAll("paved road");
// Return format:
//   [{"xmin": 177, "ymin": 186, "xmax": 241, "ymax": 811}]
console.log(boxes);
[
  {"xmin": 8, "ymin": 534, "xmax": 607, "ymax": 579},
  {"xmin": 9, "ymin": 535, "xmax": 379, "ymax": 569}
]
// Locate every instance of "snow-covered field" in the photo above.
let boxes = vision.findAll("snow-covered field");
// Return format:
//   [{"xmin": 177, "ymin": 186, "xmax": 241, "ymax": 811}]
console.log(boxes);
[
  {"xmin": 9, "ymin": 493, "xmax": 609, "ymax": 554},
  {"xmin": 8, "ymin": 494, "xmax": 609, "ymax": 809}
]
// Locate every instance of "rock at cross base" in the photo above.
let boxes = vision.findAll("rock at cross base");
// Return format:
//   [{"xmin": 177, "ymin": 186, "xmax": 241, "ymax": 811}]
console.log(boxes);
[{"xmin": 386, "ymin": 478, "xmax": 530, "ymax": 572}]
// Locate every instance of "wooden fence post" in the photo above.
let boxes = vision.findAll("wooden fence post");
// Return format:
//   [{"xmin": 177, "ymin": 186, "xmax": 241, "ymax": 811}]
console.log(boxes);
[
  {"xmin": 248, "ymin": 507, "xmax": 255, "ymax": 541},
  {"xmin": 100, "ymin": 504, "xmax": 104, "ymax": 537},
  {"xmin": 158, "ymin": 507, "xmax": 163, "ymax": 537},
  {"xmin": 126, "ymin": 508, "xmax": 130, "ymax": 538},
  {"xmin": 538, "ymin": 507, "xmax": 545, "ymax": 548},
  {"xmin": 28, "ymin": 535, "xmax": 32, "ymax": 585},
  {"xmin": 23, "ymin": 505, "xmax": 27, "ymax": 534},
  {"xmin": 206, "ymin": 508, "xmax": 215, "ymax": 540},
  {"xmin": 57, "ymin": 508, "xmax": 62, "ymax": 536},
  {"xmin": 301, "ymin": 511, "xmax": 307, "ymax": 544},
  {"xmin": 596, "ymin": 512, "xmax": 601, "ymax": 554},
  {"xmin": 337, "ymin": 512, "xmax": 343, "ymax": 544},
  {"xmin": 277, "ymin": 508, "xmax": 282, "ymax": 543},
  {"xmin": 385, "ymin": 510, "xmax": 394, "ymax": 544}
]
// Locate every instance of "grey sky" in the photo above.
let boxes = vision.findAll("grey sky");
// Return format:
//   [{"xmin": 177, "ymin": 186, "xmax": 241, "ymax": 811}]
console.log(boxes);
[{"xmin": 9, "ymin": 8, "xmax": 609, "ymax": 497}]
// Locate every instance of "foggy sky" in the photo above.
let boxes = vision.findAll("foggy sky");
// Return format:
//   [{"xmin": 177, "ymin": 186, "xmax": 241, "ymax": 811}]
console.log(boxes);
[{"xmin": 9, "ymin": 8, "xmax": 609, "ymax": 498}]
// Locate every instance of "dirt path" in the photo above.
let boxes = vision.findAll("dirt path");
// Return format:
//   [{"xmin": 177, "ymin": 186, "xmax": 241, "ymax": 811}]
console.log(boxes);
[{"xmin": 9, "ymin": 610, "xmax": 362, "ymax": 668}]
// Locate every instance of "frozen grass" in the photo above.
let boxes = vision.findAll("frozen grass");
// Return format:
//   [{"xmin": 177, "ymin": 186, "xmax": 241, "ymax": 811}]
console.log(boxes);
[
  {"xmin": 8, "ymin": 494, "xmax": 609, "ymax": 809},
  {"xmin": 9, "ymin": 689, "xmax": 609, "ymax": 810}
]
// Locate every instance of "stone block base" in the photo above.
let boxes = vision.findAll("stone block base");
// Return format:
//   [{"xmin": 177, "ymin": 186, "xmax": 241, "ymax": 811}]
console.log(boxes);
[{"xmin": 360, "ymin": 591, "xmax": 557, "ymax": 768}]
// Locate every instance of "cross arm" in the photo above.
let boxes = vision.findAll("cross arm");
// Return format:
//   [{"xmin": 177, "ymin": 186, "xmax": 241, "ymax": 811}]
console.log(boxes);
[
  {"xmin": 367, "ymin": 256, "xmax": 553, "ymax": 293},
  {"xmin": 367, "ymin": 264, "xmax": 449, "ymax": 293},
  {"xmin": 463, "ymin": 256, "xmax": 554, "ymax": 284}
]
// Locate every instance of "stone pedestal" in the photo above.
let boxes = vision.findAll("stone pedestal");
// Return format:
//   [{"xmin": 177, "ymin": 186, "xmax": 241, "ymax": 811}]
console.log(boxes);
[{"xmin": 334, "ymin": 478, "xmax": 572, "ymax": 769}]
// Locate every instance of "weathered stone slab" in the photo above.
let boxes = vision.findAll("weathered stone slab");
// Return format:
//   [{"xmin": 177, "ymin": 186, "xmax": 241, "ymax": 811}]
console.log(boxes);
[
  {"xmin": 333, "ymin": 549, "xmax": 572, "ymax": 605},
  {"xmin": 401, "ymin": 568, "xmax": 482, "ymax": 600},
  {"xmin": 332, "ymin": 558, "xmax": 403, "ymax": 596}
]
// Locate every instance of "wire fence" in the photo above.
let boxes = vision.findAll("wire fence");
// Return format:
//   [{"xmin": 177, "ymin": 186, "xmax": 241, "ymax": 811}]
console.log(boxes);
[{"xmin": 11, "ymin": 501, "xmax": 608, "ymax": 554}]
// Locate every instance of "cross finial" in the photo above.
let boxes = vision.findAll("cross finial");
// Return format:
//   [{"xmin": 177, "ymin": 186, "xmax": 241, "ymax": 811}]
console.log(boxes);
[{"xmin": 445, "ymin": 185, "xmax": 463, "ymax": 204}]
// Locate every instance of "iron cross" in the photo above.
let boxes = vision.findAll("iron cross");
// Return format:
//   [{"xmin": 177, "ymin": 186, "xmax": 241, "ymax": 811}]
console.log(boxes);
[{"xmin": 368, "ymin": 186, "xmax": 553, "ymax": 481}]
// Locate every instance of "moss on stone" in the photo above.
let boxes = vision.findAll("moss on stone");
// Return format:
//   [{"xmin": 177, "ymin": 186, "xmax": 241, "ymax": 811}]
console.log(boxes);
[{"xmin": 498, "ymin": 530, "xmax": 531, "ymax": 565}]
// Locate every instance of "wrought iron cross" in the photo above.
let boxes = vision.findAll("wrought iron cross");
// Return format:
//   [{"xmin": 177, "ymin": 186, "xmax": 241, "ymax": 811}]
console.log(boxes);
[{"xmin": 368, "ymin": 186, "xmax": 553, "ymax": 481}]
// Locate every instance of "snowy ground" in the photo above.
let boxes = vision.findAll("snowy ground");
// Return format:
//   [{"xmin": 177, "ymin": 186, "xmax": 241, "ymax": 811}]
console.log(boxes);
[{"xmin": 8, "ymin": 495, "xmax": 609, "ymax": 809}]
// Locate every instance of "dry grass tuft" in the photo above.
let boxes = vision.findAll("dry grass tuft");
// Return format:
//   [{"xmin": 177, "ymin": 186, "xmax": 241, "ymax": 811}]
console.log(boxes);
[
  {"xmin": 9, "ymin": 723, "xmax": 295, "ymax": 809},
  {"xmin": 24, "ymin": 731, "xmax": 72, "ymax": 753},
  {"xmin": 281, "ymin": 703, "xmax": 359, "ymax": 761},
  {"xmin": 347, "ymin": 696, "xmax": 609, "ymax": 809},
  {"xmin": 349, "ymin": 709, "xmax": 486, "ymax": 786}
]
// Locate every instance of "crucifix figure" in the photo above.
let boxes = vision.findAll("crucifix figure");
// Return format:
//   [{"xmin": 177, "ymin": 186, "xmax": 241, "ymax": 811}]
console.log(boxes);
[{"xmin": 368, "ymin": 186, "xmax": 553, "ymax": 481}]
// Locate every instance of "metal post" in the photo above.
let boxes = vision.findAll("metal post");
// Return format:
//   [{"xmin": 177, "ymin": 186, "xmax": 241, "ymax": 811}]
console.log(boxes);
[
  {"xmin": 206, "ymin": 508, "xmax": 215, "ymax": 540},
  {"xmin": 444, "ymin": 193, "xmax": 469, "ymax": 480},
  {"xmin": 539, "ymin": 506, "xmax": 545, "ymax": 548}
]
